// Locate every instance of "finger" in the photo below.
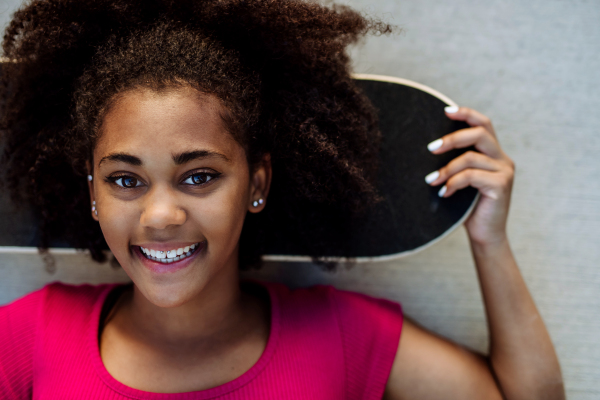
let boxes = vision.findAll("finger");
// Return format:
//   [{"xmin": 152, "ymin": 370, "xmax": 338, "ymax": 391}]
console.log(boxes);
[
  {"xmin": 438, "ymin": 169, "xmax": 509, "ymax": 200},
  {"xmin": 424, "ymin": 151, "xmax": 501, "ymax": 186},
  {"xmin": 427, "ymin": 126, "xmax": 503, "ymax": 159},
  {"xmin": 444, "ymin": 106, "xmax": 496, "ymax": 137}
]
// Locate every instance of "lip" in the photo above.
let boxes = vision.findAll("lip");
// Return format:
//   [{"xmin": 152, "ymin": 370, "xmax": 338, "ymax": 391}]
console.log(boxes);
[
  {"xmin": 133, "ymin": 241, "xmax": 206, "ymax": 274},
  {"xmin": 134, "ymin": 242, "xmax": 200, "ymax": 252}
]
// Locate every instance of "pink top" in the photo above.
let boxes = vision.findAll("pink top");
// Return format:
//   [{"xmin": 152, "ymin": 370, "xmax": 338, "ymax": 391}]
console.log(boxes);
[{"xmin": 0, "ymin": 281, "xmax": 403, "ymax": 399}]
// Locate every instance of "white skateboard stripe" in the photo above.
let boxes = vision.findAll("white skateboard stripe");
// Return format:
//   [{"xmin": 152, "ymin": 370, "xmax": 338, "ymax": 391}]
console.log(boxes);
[{"xmin": 352, "ymin": 74, "xmax": 459, "ymax": 108}]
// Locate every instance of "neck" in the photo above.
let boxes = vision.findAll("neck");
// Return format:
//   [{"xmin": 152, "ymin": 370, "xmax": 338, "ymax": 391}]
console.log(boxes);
[{"xmin": 122, "ymin": 263, "xmax": 245, "ymax": 346}]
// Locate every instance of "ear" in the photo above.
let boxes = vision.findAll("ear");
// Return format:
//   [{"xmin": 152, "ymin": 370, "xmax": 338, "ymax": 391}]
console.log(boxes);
[
  {"xmin": 86, "ymin": 160, "xmax": 99, "ymax": 221},
  {"xmin": 248, "ymin": 153, "xmax": 272, "ymax": 213}
]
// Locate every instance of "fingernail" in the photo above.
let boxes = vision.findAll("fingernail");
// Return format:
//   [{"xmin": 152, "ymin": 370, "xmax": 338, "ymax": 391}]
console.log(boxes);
[
  {"xmin": 425, "ymin": 170, "xmax": 439, "ymax": 184},
  {"xmin": 445, "ymin": 106, "xmax": 459, "ymax": 113},
  {"xmin": 438, "ymin": 185, "xmax": 447, "ymax": 197},
  {"xmin": 427, "ymin": 138, "xmax": 443, "ymax": 152}
]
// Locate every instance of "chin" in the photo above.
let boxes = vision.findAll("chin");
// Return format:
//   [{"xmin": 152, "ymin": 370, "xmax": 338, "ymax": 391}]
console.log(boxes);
[
  {"xmin": 120, "ymin": 242, "xmax": 237, "ymax": 309},
  {"xmin": 137, "ymin": 279, "xmax": 205, "ymax": 308}
]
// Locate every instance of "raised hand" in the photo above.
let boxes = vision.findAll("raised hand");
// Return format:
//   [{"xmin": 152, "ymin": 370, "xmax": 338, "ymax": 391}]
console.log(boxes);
[{"xmin": 425, "ymin": 106, "xmax": 515, "ymax": 246}]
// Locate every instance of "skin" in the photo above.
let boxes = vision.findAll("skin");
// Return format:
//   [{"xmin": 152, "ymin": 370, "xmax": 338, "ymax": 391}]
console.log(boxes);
[
  {"xmin": 87, "ymin": 87, "xmax": 565, "ymax": 398},
  {"xmin": 87, "ymin": 86, "xmax": 271, "ymax": 392},
  {"xmin": 383, "ymin": 108, "xmax": 565, "ymax": 400}
]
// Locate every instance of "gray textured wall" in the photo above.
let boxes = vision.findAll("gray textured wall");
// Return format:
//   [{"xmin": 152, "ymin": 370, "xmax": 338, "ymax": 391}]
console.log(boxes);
[
  {"xmin": 0, "ymin": 0, "xmax": 19, "ymax": 31},
  {"xmin": 1, "ymin": 0, "xmax": 599, "ymax": 398}
]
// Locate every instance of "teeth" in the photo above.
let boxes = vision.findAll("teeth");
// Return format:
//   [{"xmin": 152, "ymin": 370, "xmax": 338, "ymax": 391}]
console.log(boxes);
[{"xmin": 139, "ymin": 243, "xmax": 200, "ymax": 263}]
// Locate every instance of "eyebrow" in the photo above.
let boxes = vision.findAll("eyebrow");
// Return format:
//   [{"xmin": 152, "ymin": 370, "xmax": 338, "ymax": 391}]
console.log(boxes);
[
  {"xmin": 172, "ymin": 150, "xmax": 230, "ymax": 165},
  {"xmin": 98, "ymin": 150, "xmax": 230, "ymax": 167},
  {"xmin": 98, "ymin": 153, "xmax": 142, "ymax": 167}
]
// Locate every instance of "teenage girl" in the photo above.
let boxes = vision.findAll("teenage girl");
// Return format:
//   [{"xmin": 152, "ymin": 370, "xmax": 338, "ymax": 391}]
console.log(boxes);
[{"xmin": 0, "ymin": 0, "xmax": 564, "ymax": 399}]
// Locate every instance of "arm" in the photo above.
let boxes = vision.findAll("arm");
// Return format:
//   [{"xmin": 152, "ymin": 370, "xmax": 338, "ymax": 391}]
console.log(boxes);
[
  {"xmin": 471, "ymin": 236, "xmax": 563, "ymax": 399},
  {"xmin": 384, "ymin": 107, "xmax": 565, "ymax": 400}
]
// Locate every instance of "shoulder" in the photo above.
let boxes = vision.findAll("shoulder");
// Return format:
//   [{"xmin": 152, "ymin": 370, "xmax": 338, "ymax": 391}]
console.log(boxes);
[
  {"xmin": 0, "ymin": 282, "xmax": 117, "ymax": 399},
  {"xmin": 327, "ymin": 286, "xmax": 403, "ymax": 327},
  {"xmin": 327, "ymin": 287, "xmax": 404, "ymax": 400},
  {"xmin": 0, "ymin": 282, "xmax": 121, "ymax": 350},
  {"xmin": 264, "ymin": 280, "xmax": 401, "ymax": 312},
  {"xmin": 261, "ymin": 281, "xmax": 403, "ymax": 399},
  {"xmin": 41, "ymin": 281, "xmax": 113, "ymax": 307},
  {"xmin": 1, "ymin": 282, "xmax": 115, "ymax": 318},
  {"xmin": 262, "ymin": 281, "xmax": 403, "ymax": 331},
  {"xmin": 0, "ymin": 281, "xmax": 117, "ymax": 336}
]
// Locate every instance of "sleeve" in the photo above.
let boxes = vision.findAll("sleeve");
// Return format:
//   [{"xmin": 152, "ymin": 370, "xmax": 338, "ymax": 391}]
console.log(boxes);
[
  {"xmin": 0, "ymin": 287, "xmax": 46, "ymax": 400},
  {"xmin": 330, "ymin": 288, "xmax": 403, "ymax": 400}
]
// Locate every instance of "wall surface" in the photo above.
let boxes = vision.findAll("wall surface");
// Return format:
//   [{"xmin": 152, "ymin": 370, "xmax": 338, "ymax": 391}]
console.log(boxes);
[
  {"xmin": 1, "ymin": 0, "xmax": 599, "ymax": 398},
  {"xmin": 0, "ymin": 0, "xmax": 19, "ymax": 34}
]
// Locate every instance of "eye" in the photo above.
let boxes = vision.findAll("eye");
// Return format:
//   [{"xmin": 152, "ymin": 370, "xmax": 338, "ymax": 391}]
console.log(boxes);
[
  {"xmin": 107, "ymin": 175, "xmax": 143, "ymax": 188},
  {"xmin": 182, "ymin": 172, "xmax": 220, "ymax": 186}
]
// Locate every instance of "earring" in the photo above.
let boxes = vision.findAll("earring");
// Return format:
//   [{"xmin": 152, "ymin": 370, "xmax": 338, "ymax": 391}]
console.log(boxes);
[
  {"xmin": 252, "ymin": 198, "xmax": 264, "ymax": 207},
  {"xmin": 92, "ymin": 201, "xmax": 98, "ymax": 216},
  {"xmin": 87, "ymin": 174, "xmax": 93, "ymax": 182}
]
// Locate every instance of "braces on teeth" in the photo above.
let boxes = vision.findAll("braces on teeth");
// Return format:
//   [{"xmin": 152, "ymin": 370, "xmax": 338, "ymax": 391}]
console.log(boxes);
[{"xmin": 140, "ymin": 243, "xmax": 198, "ymax": 263}]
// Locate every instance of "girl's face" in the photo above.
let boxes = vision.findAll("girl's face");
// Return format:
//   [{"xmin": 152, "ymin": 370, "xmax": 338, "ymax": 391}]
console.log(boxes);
[{"xmin": 88, "ymin": 86, "xmax": 270, "ymax": 308}]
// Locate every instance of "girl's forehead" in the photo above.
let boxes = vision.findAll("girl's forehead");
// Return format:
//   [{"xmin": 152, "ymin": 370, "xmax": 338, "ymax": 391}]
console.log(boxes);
[{"xmin": 94, "ymin": 87, "xmax": 243, "ymax": 165}]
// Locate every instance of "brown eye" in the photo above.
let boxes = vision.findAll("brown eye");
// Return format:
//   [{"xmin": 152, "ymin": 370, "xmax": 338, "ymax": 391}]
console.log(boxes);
[
  {"xmin": 110, "ymin": 175, "xmax": 142, "ymax": 188},
  {"xmin": 192, "ymin": 174, "xmax": 209, "ymax": 184},
  {"xmin": 182, "ymin": 172, "xmax": 220, "ymax": 186},
  {"xmin": 121, "ymin": 177, "xmax": 138, "ymax": 187}
]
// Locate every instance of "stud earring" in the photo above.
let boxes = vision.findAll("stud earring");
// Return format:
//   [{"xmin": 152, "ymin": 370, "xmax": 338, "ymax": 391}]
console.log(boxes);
[
  {"xmin": 252, "ymin": 198, "xmax": 264, "ymax": 207},
  {"xmin": 92, "ymin": 201, "xmax": 98, "ymax": 216},
  {"xmin": 87, "ymin": 174, "xmax": 93, "ymax": 182}
]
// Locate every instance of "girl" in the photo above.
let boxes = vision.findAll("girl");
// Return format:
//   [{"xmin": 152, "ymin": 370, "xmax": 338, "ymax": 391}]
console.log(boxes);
[{"xmin": 0, "ymin": 0, "xmax": 564, "ymax": 398}]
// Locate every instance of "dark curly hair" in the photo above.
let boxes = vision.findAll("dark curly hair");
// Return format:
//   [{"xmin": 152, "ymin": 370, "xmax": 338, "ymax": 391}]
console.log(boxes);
[{"xmin": 0, "ymin": 0, "xmax": 391, "ymax": 269}]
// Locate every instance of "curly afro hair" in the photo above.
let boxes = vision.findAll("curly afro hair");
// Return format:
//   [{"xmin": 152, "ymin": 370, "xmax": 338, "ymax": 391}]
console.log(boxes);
[{"xmin": 0, "ymin": 0, "xmax": 391, "ymax": 269}]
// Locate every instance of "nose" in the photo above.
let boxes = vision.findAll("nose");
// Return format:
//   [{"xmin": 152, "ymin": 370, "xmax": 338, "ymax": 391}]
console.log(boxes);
[{"xmin": 139, "ymin": 187, "xmax": 187, "ymax": 230}]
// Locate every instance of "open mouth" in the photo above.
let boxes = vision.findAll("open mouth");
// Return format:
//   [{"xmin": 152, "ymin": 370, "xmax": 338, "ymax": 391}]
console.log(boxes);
[{"xmin": 138, "ymin": 243, "xmax": 202, "ymax": 264}]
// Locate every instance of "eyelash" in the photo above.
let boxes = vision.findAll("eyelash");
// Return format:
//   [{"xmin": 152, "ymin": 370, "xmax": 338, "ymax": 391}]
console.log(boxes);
[
  {"xmin": 105, "ymin": 170, "xmax": 221, "ymax": 189},
  {"xmin": 105, "ymin": 175, "xmax": 143, "ymax": 189},
  {"xmin": 181, "ymin": 171, "xmax": 221, "ymax": 186}
]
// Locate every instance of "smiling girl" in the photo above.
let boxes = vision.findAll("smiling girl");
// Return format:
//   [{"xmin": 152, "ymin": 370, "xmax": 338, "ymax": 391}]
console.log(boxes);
[{"xmin": 0, "ymin": 0, "xmax": 564, "ymax": 399}]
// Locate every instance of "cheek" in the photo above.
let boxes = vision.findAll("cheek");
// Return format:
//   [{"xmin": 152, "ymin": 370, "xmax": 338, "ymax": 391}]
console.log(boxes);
[
  {"xmin": 198, "ymin": 178, "xmax": 249, "ymax": 252},
  {"xmin": 97, "ymin": 197, "xmax": 138, "ymax": 253}
]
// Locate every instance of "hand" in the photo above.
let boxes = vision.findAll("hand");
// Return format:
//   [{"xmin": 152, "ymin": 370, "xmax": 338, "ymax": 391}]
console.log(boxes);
[{"xmin": 425, "ymin": 106, "xmax": 515, "ymax": 246}]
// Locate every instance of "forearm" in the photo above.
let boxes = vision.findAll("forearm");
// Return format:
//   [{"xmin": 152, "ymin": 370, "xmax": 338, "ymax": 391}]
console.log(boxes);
[{"xmin": 470, "ymin": 236, "xmax": 565, "ymax": 400}]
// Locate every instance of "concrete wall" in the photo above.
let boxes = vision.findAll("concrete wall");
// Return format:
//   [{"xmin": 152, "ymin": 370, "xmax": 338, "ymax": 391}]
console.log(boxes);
[{"xmin": 1, "ymin": 0, "xmax": 599, "ymax": 398}]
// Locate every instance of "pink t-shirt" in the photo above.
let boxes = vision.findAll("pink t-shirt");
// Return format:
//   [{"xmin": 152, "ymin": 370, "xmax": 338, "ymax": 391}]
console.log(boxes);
[{"xmin": 0, "ymin": 280, "xmax": 403, "ymax": 399}]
